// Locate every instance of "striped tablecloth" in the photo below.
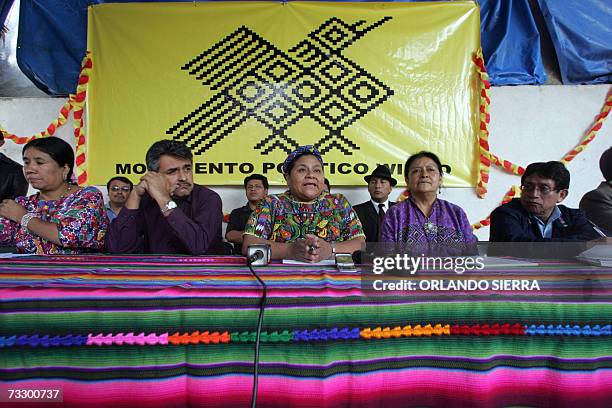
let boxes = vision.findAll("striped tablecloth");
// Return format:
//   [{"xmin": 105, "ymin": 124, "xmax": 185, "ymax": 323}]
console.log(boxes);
[{"xmin": 0, "ymin": 255, "xmax": 611, "ymax": 407}]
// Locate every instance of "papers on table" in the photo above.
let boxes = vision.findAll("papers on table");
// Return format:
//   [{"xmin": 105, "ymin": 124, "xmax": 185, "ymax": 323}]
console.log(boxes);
[
  {"xmin": 0, "ymin": 253, "xmax": 34, "ymax": 259},
  {"xmin": 480, "ymin": 256, "xmax": 539, "ymax": 268},
  {"xmin": 576, "ymin": 245, "xmax": 612, "ymax": 267},
  {"xmin": 282, "ymin": 259, "xmax": 336, "ymax": 266}
]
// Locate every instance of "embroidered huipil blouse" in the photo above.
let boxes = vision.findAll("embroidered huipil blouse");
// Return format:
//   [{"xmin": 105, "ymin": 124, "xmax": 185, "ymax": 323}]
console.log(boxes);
[
  {"xmin": 0, "ymin": 186, "xmax": 108, "ymax": 254},
  {"xmin": 380, "ymin": 197, "xmax": 477, "ymax": 255},
  {"xmin": 244, "ymin": 191, "xmax": 364, "ymax": 243}
]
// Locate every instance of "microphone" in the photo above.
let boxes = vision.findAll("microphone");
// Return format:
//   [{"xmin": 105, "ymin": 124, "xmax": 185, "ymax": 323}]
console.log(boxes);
[
  {"xmin": 245, "ymin": 244, "xmax": 271, "ymax": 408},
  {"xmin": 247, "ymin": 244, "xmax": 271, "ymax": 266},
  {"xmin": 248, "ymin": 250, "xmax": 264, "ymax": 264}
]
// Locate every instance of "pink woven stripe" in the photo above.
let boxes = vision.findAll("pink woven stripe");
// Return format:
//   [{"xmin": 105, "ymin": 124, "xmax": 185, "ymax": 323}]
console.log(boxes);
[
  {"xmin": 0, "ymin": 287, "xmax": 363, "ymax": 301},
  {"xmin": 3, "ymin": 369, "xmax": 611, "ymax": 407}
]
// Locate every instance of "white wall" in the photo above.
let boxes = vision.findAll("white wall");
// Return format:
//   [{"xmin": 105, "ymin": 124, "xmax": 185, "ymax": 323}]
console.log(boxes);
[{"xmin": 1, "ymin": 85, "xmax": 610, "ymax": 240}]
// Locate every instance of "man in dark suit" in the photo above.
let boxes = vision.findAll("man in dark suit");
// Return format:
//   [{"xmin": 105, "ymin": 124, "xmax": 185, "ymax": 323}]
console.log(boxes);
[
  {"xmin": 580, "ymin": 147, "xmax": 612, "ymax": 233},
  {"xmin": 489, "ymin": 161, "xmax": 605, "ymax": 258},
  {"xmin": 354, "ymin": 165, "xmax": 397, "ymax": 242},
  {"xmin": 225, "ymin": 174, "xmax": 269, "ymax": 253},
  {"xmin": 0, "ymin": 134, "xmax": 28, "ymax": 200},
  {"xmin": 490, "ymin": 161, "xmax": 602, "ymax": 242}
]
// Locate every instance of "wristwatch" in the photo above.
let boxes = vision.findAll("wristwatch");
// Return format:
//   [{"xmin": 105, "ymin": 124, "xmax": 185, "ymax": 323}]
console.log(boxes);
[{"xmin": 161, "ymin": 200, "xmax": 177, "ymax": 214}]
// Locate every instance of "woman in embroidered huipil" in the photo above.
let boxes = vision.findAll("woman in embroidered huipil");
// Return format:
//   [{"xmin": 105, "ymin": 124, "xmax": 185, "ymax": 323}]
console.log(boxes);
[
  {"xmin": 380, "ymin": 151, "xmax": 477, "ymax": 255},
  {"xmin": 0, "ymin": 137, "xmax": 107, "ymax": 254},
  {"xmin": 243, "ymin": 145, "xmax": 365, "ymax": 262}
]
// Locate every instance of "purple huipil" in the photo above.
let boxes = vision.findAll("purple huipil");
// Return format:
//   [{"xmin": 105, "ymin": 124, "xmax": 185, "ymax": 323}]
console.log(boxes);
[
  {"xmin": 105, "ymin": 184, "xmax": 223, "ymax": 254},
  {"xmin": 380, "ymin": 198, "xmax": 477, "ymax": 255}
]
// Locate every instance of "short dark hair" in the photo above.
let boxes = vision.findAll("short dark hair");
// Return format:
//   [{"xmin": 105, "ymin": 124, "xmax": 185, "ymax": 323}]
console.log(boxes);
[
  {"xmin": 404, "ymin": 151, "xmax": 450, "ymax": 176},
  {"xmin": 521, "ymin": 161, "xmax": 570, "ymax": 190},
  {"xmin": 106, "ymin": 176, "xmax": 134, "ymax": 191},
  {"xmin": 23, "ymin": 137, "xmax": 75, "ymax": 182},
  {"xmin": 600, "ymin": 147, "xmax": 612, "ymax": 181},
  {"xmin": 244, "ymin": 173, "xmax": 269, "ymax": 189},
  {"xmin": 146, "ymin": 140, "xmax": 192, "ymax": 172}
]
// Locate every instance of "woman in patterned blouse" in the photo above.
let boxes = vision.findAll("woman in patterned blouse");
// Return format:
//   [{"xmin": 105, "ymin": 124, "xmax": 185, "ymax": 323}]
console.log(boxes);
[
  {"xmin": 243, "ymin": 145, "xmax": 365, "ymax": 262},
  {"xmin": 0, "ymin": 137, "xmax": 107, "ymax": 254},
  {"xmin": 380, "ymin": 151, "xmax": 477, "ymax": 255}
]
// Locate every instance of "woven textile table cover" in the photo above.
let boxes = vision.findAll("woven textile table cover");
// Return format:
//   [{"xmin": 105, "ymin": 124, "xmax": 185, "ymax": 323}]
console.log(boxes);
[{"xmin": 0, "ymin": 255, "xmax": 611, "ymax": 407}]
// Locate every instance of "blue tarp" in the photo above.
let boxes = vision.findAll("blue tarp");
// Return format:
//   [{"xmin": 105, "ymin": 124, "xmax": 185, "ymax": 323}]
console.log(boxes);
[
  {"xmin": 13, "ymin": 0, "xmax": 608, "ymax": 95},
  {"xmin": 538, "ymin": 0, "xmax": 612, "ymax": 84},
  {"xmin": 479, "ymin": 0, "xmax": 546, "ymax": 85},
  {"xmin": 17, "ymin": 0, "xmax": 91, "ymax": 95}
]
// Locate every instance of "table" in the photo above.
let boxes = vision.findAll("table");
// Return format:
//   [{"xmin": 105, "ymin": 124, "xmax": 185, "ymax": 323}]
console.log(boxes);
[{"xmin": 1, "ymin": 255, "xmax": 611, "ymax": 407}]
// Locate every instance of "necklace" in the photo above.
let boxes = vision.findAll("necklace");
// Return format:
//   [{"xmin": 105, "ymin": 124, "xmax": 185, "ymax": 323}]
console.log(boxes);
[
  {"xmin": 59, "ymin": 183, "xmax": 73, "ymax": 200},
  {"xmin": 38, "ymin": 183, "xmax": 73, "ymax": 202},
  {"xmin": 413, "ymin": 198, "xmax": 438, "ymax": 236},
  {"xmin": 423, "ymin": 219, "xmax": 438, "ymax": 234}
]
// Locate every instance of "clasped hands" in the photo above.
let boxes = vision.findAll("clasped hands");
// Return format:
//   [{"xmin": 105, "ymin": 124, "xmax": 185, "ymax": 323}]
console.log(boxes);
[
  {"xmin": 291, "ymin": 234, "xmax": 333, "ymax": 263},
  {"xmin": 129, "ymin": 172, "xmax": 174, "ymax": 209},
  {"xmin": 0, "ymin": 199, "xmax": 27, "ymax": 224}
]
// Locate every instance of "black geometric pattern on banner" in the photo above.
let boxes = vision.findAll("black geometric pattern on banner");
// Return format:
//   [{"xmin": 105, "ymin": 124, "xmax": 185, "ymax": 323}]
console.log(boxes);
[{"xmin": 167, "ymin": 17, "xmax": 393, "ymax": 155}]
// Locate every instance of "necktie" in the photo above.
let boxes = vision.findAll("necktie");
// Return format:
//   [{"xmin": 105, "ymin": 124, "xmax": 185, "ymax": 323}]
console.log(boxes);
[{"xmin": 378, "ymin": 203, "xmax": 385, "ymax": 226}]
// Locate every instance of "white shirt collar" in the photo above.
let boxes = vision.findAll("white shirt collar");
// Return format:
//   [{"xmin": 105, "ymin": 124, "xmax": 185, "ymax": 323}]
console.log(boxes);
[
  {"xmin": 370, "ymin": 199, "xmax": 389, "ymax": 212},
  {"xmin": 530, "ymin": 205, "xmax": 562, "ymax": 238}
]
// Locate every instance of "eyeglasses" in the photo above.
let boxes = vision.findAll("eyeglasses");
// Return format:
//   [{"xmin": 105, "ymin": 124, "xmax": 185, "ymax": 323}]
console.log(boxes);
[
  {"xmin": 110, "ymin": 186, "xmax": 132, "ymax": 192},
  {"xmin": 520, "ymin": 184, "xmax": 556, "ymax": 195}
]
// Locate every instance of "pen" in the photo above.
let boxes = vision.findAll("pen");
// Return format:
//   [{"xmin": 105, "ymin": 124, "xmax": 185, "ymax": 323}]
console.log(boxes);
[{"xmin": 588, "ymin": 220, "xmax": 607, "ymax": 238}]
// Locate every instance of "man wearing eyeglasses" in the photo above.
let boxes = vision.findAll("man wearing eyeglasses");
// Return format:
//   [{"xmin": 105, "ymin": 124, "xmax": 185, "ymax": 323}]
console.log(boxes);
[
  {"xmin": 489, "ymin": 161, "xmax": 603, "ymax": 247},
  {"xmin": 225, "ymin": 174, "xmax": 268, "ymax": 252},
  {"xmin": 105, "ymin": 176, "xmax": 133, "ymax": 223}
]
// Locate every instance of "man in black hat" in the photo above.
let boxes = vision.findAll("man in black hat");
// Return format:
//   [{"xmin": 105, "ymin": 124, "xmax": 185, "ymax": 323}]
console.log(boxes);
[{"xmin": 354, "ymin": 165, "xmax": 397, "ymax": 242}]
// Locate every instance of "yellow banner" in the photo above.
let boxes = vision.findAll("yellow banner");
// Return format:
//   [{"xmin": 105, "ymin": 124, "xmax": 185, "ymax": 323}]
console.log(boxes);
[{"xmin": 87, "ymin": 1, "xmax": 480, "ymax": 186}]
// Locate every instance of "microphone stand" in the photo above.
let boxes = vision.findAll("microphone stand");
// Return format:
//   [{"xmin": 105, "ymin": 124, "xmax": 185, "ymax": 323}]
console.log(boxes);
[{"xmin": 247, "ymin": 249, "xmax": 268, "ymax": 408}]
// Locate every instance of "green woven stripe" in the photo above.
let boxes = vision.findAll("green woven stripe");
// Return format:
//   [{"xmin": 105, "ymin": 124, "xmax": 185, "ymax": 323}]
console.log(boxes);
[
  {"xmin": 1, "ymin": 337, "xmax": 610, "ymax": 371},
  {"xmin": 230, "ymin": 330, "xmax": 293, "ymax": 342},
  {"xmin": 4, "ymin": 359, "xmax": 611, "ymax": 382},
  {"xmin": 2, "ymin": 302, "xmax": 610, "ymax": 335},
  {"xmin": 4, "ymin": 296, "xmax": 612, "ymax": 313},
  {"xmin": 0, "ymin": 346, "xmax": 612, "ymax": 381}
]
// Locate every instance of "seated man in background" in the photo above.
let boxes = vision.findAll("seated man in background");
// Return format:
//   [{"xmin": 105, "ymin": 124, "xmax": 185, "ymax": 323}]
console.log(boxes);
[
  {"xmin": 105, "ymin": 176, "xmax": 133, "ymax": 223},
  {"xmin": 0, "ymin": 133, "xmax": 28, "ymax": 200},
  {"xmin": 106, "ymin": 140, "xmax": 223, "ymax": 254},
  {"xmin": 580, "ymin": 147, "xmax": 611, "ymax": 234},
  {"xmin": 489, "ymin": 161, "xmax": 602, "ymax": 254},
  {"xmin": 225, "ymin": 174, "xmax": 268, "ymax": 253},
  {"xmin": 354, "ymin": 165, "xmax": 397, "ymax": 242}
]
